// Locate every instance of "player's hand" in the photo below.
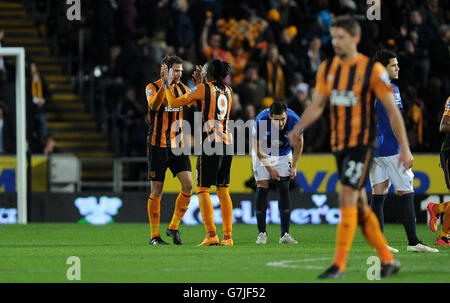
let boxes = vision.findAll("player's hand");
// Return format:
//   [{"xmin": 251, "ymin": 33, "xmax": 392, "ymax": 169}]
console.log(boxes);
[
  {"xmin": 161, "ymin": 64, "xmax": 173, "ymax": 89},
  {"xmin": 192, "ymin": 65, "xmax": 203, "ymax": 85},
  {"xmin": 289, "ymin": 166, "xmax": 297, "ymax": 180},
  {"xmin": 268, "ymin": 167, "xmax": 280, "ymax": 181},
  {"xmin": 398, "ymin": 147, "xmax": 414, "ymax": 172},
  {"xmin": 288, "ymin": 128, "xmax": 300, "ymax": 147}
]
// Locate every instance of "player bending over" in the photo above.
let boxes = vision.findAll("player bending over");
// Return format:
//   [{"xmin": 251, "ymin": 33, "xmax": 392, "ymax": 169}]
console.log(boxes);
[{"xmin": 252, "ymin": 102, "xmax": 303, "ymax": 244}]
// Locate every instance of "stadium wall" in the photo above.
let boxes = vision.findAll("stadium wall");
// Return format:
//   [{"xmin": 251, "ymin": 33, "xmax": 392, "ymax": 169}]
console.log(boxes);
[
  {"xmin": 0, "ymin": 192, "xmax": 446, "ymax": 225},
  {"xmin": 0, "ymin": 155, "xmax": 446, "ymax": 194}
]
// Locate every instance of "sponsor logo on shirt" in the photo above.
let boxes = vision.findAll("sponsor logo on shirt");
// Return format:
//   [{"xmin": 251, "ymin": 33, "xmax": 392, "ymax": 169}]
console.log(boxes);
[
  {"xmin": 330, "ymin": 90, "xmax": 357, "ymax": 107},
  {"xmin": 165, "ymin": 105, "xmax": 181, "ymax": 112}
]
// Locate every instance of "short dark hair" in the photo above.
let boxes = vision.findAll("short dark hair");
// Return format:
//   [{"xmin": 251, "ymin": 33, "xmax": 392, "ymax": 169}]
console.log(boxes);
[
  {"xmin": 373, "ymin": 49, "xmax": 397, "ymax": 67},
  {"xmin": 161, "ymin": 55, "xmax": 182, "ymax": 68},
  {"xmin": 269, "ymin": 102, "xmax": 287, "ymax": 116},
  {"xmin": 330, "ymin": 15, "xmax": 361, "ymax": 36}
]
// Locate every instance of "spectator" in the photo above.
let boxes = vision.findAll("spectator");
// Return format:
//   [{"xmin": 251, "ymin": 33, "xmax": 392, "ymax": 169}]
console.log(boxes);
[
  {"xmin": 260, "ymin": 43, "xmax": 286, "ymax": 99},
  {"xmin": 419, "ymin": 0, "xmax": 446, "ymax": 32},
  {"xmin": 173, "ymin": 0, "xmax": 195, "ymax": 59},
  {"xmin": 116, "ymin": 87, "xmax": 146, "ymax": 156},
  {"xmin": 408, "ymin": 9, "xmax": 434, "ymax": 49},
  {"xmin": 30, "ymin": 62, "xmax": 48, "ymax": 151},
  {"xmin": 264, "ymin": 8, "xmax": 283, "ymax": 44},
  {"xmin": 275, "ymin": 0, "xmax": 304, "ymax": 30},
  {"xmin": 92, "ymin": 0, "xmax": 117, "ymax": 68},
  {"xmin": 278, "ymin": 26, "xmax": 301, "ymax": 81},
  {"xmin": 234, "ymin": 62, "xmax": 269, "ymax": 119},
  {"xmin": 200, "ymin": 14, "xmax": 231, "ymax": 62},
  {"xmin": 228, "ymin": 41, "xmax": 251, "ymax": 85},
  {"xmin": 287, "ymin": 82, "xmax": 309, "ymax": 118},
  {"xmin": 229, "ymin": 92, "xmax": 244, "ymax": 121},
  {"xmin": 0, "ymin": 101, "xmax": 14, "ymax": 154},
  {"xmin": 429, "ymin": 24, "xmax": 450, "ymax": 96},
  {"xmin": 299, "ymin": 35, "xmax": 325, "ymax": 83},
  {"xmin": 0, "ymin": 29, "xmax": 7, "ymax": 83},
  {"xmin": 300, "ymin": 97, "xmax": 328, "ymax": 153},
  {"xmin": 404, "ymin": 86, "xmax": 424, "ymax": 151},
  {"xmin": 43, "ymin": 134, "xmax": 61, "ymax": 155},
  {"xmin": 116, "ymin": 0, "xmax": 138, "ymax": 45},
  {"xmin": 330, "ymin": 0, "xmax": 357, "ymax": 16}
]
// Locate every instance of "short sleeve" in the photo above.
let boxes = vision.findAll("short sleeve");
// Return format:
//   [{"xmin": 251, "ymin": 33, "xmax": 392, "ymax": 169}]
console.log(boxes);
[
  {"xmin": 252, "ymin": 118, "xmax": 260, "ymax": 140},
  {"xmin": 370, "ymin": 62, "xmax": 394, "ymax": 100},
  {"xmin": 184, "ymin": 83, "xmax": 205, "ymax": 104},
  {"xmin": 315, "ymin": 61, "xmax": 329, "ymax": 97},
  {"xmin": 444, "ymin": 97, "xmax": 450, "ymax": 117},
  {"xmin": 145, "ymin": 83, "xmax": 158, "ymax": 104}
]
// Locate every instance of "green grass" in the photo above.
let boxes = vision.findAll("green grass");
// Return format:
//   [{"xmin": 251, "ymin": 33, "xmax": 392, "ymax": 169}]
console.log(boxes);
[{"xmin": 0, "ymin": 223, "xmax": 448, "ymax": 283}]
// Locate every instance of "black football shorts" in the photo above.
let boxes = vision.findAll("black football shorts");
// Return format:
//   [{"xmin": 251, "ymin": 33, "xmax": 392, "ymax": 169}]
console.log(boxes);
[
  {"xmin": 196, "ymin": 154, "xmax": 233, "ymax": 188},
  {"xmin": 147, "ymin": 144, "xmax": 191, "ymax": 182},
  {"xmin": 440, "ymin": 149, "xmax": 450, "ymax": 190},
  {"xmin": 334, "ymin": 145, "xmax": 375, "ymax": 190}
]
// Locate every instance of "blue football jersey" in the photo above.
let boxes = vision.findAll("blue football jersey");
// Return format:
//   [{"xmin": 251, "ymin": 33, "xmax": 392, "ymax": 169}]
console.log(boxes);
[
  {"xmin": 252, "ymin": 108, "xmax": 301, "ymax": 156},
  {"xmin": 375, "ymin": 83, "xmax": 403, "ymax": 157}
]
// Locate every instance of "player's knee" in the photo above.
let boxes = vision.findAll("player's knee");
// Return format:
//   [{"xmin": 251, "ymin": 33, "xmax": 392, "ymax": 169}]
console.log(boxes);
[
  {"xmin": 182, "ymin": 180, "xmax": 194, "ymax": 194},
  {"xmin": 151, "ymin": 182, "xmax": 164, "ymax": 196}
]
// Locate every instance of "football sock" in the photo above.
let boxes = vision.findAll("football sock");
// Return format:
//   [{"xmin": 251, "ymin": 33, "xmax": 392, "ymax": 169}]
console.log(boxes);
[
  {"xmin": 369, "ymin": 194, "xmax": 386, "ymax": 232},
  {"xmin": 333, "ymin": 206, "xmax": 358, "ymax": 272},
  {"xmin": 399, "ymin": 193, "xmax": 419, "ymax": 246},
  {"xmin": 197, "ymin": 187, "xmax": 216, "ymax": 235},
  {"xmin": 168, "ymin": 190, "xmax": 192, "ymax": 230},
  {"xmin": 359, "ymin": 208, "xmax": 394, "ymax": 265},
  {"xmin": 276, "ymin": 178, "xmax": 291, "ymax": 237},
  {"xmin": 255, "ymin": 187, "xmax": 269, "ymax": 233},
  {"xmin": 217, "ymin": 186, "xmax": 233, "ymax": 238},
  {"xmin": 148, "ymin": 194, "xmax": 162, "ymax": 238}
]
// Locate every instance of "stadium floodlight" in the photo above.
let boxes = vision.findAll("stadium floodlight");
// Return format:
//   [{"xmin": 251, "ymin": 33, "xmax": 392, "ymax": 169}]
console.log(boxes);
[{"xmin": 0, "ymin": 47, "xmax": 27, "ymax": 224}]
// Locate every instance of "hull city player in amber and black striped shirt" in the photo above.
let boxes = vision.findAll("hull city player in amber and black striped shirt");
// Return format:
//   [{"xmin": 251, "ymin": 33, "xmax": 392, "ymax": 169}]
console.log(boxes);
[
  {"xmin": 426, "ymin": 96, "xmax": 450, "ymax": 247},
  {"xmin": 289, "ymin": 15, "xmax": 414, "ymax": 279},
  {"xmin": 144, "ymin": 55, "xmax": 194, "ymax": 246},
  {"xmin": 162, "ymin": 59, "xmax": 234, "ymax": 247}
]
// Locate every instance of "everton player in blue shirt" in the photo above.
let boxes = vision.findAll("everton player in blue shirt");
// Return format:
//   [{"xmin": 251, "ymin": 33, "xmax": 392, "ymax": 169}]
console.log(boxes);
[
  {"xmin": 369, "ymin": 49, "xmax": 438, "ymax": 253},
  {"xmin": 252, "ymin": 102, "xmax": 304, "ymax": 244}
]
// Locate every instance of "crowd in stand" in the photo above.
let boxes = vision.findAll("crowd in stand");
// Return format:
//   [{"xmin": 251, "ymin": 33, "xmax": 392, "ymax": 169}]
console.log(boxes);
[{"xmin": 0, "ymin": 0, "xmax": 449, "ymax": 156}]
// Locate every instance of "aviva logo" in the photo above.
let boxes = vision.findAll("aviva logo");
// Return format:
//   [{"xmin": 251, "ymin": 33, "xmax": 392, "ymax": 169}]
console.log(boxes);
[{"xmin": 74, "ymin": 196, "xmax": 122, "ymax": 225}]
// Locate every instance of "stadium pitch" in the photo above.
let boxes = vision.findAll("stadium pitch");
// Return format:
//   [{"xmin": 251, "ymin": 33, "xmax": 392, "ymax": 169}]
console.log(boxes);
[{"xmin": 0, "ymin": 223, "xmax": 448, "ymax": 283}]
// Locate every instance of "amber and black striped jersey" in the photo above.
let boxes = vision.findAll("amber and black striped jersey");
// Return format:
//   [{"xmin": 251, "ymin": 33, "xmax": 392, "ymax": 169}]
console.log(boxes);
[
  {"xmin": 145, "ymin": 79, "xmax": 189, "ymax": 148},
  {"xmin": 441, "ymin": 96, "xmax": 450, "ymax": 151},
  {"xmin": 165, "ymin": 81, "xmax": 233, "ymax": 144},
  {"xmin": 315, "ymin": 53, "xmax": 394, "ymax": 152}
]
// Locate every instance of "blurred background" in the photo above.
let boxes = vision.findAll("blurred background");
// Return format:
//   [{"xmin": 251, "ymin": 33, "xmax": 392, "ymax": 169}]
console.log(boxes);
[{"xmin": 0, "ymin": 0, "xmax": 449, "ymax": 224}]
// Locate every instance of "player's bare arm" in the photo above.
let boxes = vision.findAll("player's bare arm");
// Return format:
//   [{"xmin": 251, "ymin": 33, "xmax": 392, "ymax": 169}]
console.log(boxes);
[
  {"xmin": 288, "ymin": 92, "xmax": 328, "ymax": 146},
  {"xmin": 379, "ymin": 93, "xmax": 414, "ymax": 170},
  {"xmin": 439, "ymin": 114, "xmax": 450, "ymax": 133},
  {"xmin": 290, "ymin": 133, "xmax": 304, "ymax": 179}
]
